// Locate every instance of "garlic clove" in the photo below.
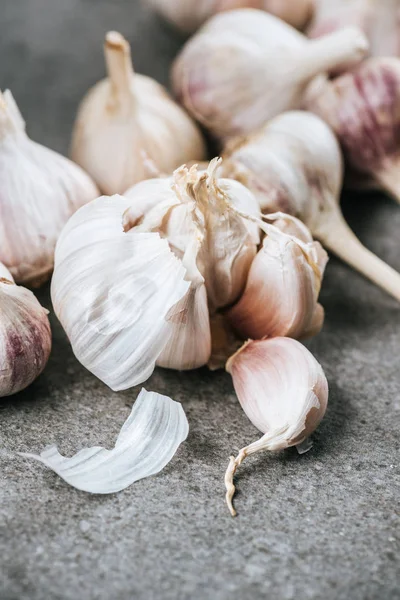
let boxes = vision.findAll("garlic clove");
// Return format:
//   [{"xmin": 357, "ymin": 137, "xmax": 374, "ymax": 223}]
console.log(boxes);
[
  {"xmin": 227, "ymin": 219, "xmax": 328, "ymax": 340},
  {"xmin": 225, "ymin": 337, "xmax": 328, "ymax": 516},
  {"xmin": 0, "ymin": 90, "xmax": 99, "ymax": 286},
  {"xmin": 172, "ymin": 9, "xmax": 368, "ymax": 140},
  {"xmin": 51, "ymin": 195, "xmax": 190, "ymax": 391},
  {"xmin": 307, "ymin": 57, "xmax": 400, "ymax": 205},
  {"xmin": 71, "ymin": 31, "xmax": 205, "ymax": 195},
  {"xmin": 224, "ymin": 110, "xmax": 400, "ymax": 302},
  {"xmin": 147, "ymin": 0, "xmax": 315, "ymax": 34},
  {"xmin": 19, "ymin": 388, "xmax": 189, "ymax": 493},
  {"xmin": 0, "ymin": 263, "xmax": 52, "ymax": 397}
]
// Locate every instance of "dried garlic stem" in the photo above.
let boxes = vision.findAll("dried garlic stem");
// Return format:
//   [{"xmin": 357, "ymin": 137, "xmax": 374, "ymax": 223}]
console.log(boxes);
[
  {"xmin": 320, "ymin": 211, "xmax": 400, "ymax": 301},
  {"xmin": 104, "ymin": 31, "xmax": 134, "ymax": 99},
  {"xmin": 375, "ymin": 163, "xmax": 400, "ymax": 205}
]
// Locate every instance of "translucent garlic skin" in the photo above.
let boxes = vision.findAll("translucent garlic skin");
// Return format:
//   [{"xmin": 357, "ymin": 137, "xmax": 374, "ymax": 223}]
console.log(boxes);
[
  {"xmin": 0, "ymin": 90, "xmax": 99, "ymax": 286},
  {"xmin": 71, "ymin": 32, "xmax": 205, "ymax": 195},
  {"xmin": 0, "ymin": 265, "xmax": 52, "ymax": 397},
  {"xmin": 306, "ymin": 58, "xmax": 400, "ymax": 203},
  {"xmin": 147, "ymin": 0, "xmax": 315, "ymax": 34},
  {"xmin": 226, "ymin": 338, "xmax": 328, "ymax": 446},
  {"xmin": 227, "ymin": 216, "xmax": 328, "ymax": 340},
  {"xmin": 172, "ymin": 9, "xmax": 368, "ymax": 140}
]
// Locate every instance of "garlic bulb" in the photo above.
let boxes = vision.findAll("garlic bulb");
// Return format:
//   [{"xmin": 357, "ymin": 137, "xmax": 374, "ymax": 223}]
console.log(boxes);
[
  {"xmin": 309, "ymin": 0, "xmax": 400, "ymax": 63},
  {"xmin": 225, "ymin": 337, "xmax": 328, "ymax": 516},
  {"xmin": 227, "ymin": 214, "xmax": 328, "ymax": 340},
  {"xmin": 0, "ymin": 263, "xmax": 52, "ymax": 397},
  {"xmin": 222, "ymin": 110, "xmax": 400, "ymax": 301},
  {"xmin": 172, "ymin": 9, "xmax": 368, "ymax": 140},
  {"xmin": 71, "ymin": 31, "xmax": 205, "ymax": 195},
  {"xmin": 307, "ymin": 58, "xmax": 400, "ymax": 207},
  {"xmin": 147, "ymin": 0, "xmax": 315, "ymax": 34},
  {"xmin": 51, "ymin": 160, "xmax": 260, "ymax": 386},
  {"xmin": 0, "ymin": 90, "xmax": 98, "ymax": 286}
]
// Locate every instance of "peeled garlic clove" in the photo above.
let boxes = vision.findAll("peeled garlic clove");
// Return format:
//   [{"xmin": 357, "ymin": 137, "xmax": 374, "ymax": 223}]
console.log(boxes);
[
  {"xmin": 223, "ymin": 110, "xmax": 400, "ymax": 301},
  {"xmin": 227, "ymin": 218, "xmax": 327, "ymax": 340},
  {"xmin": 225, "ymin": 337, "xmax": 328, "ymax": 516},
  {"xmin": 19, "ymin": 388, "xmax": 189, "ymax": 493},
  {"xmin": 172, "ymin": 9, "xmax": 368, "ymax": 140},
  {"xmin": 147, "ymin": 0, "xmax": 314, "ymax": 33},
  {"xmin": 51, "ymin": 195, "xmax": 190, "ymax": 391},
  {"xmin": 307, "ymin": 58, "xmax": 400, "ymax": 205},
  {"xmin": 0, "ymin": 90, "xmax": 98, "ymax": 286},
  {"xmin": 0, "ymin": 263, "xmax": 52, "ymax": 397},
  {"xmin": 71, "ymin": 31, "xmax": 205, "ymax": 195}
]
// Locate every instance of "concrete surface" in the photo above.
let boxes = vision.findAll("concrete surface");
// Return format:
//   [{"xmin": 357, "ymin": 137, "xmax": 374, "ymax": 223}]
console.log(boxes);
[{"xmin": 0, "ymin": 1, "xmax": 399, "ymax": 599}]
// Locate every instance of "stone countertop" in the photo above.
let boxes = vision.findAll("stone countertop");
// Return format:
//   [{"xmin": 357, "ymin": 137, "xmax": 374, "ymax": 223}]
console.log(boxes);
[{"xmin": 0, "ymin": 2, "xmax": 399, "ymax": 599}]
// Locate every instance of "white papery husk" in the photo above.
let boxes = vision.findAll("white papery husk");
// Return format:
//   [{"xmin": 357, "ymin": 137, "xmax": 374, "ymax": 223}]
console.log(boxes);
[
  {"xmin": 0, "ymin": 90, "xmax": 98, "ymax": 286},
  {"xmin": 0, "ymin": 266, "xmax": 52, "ymax": 397},
  {"xmin": 70, "ymin": 31, "xmax": 205, "ymax": 195},
  {"xmin": 19, "ymin": 388, "xmax": 189, "ymax": 493},
  {"xmin": 51, "ymin": 195, "xmax": 190, "ymax": 391},
  {"xmin": 225, "ymin": 337, "xmax": 328, "ymax": 516},
  {"xmin": 227, "ymin": 214, "xmax": 328, "ymax": 340}
]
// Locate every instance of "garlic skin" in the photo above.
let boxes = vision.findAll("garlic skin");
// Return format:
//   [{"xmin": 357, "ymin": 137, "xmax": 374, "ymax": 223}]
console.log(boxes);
[
  {"xmin": 227, "ymin": 215, "xmax": 328, "ymax": 340},
  {"xmin": 172, "ymin": 9, "xmax": 368, "ymax": 140},
  {"xmin": 147, "ymin": 0, "xmax": 315, "ymax": 34},
  {"xmin": 307, "ymin": 58, "xmax": 400, "ymax": 207},
  {"xmin": 0, "ymin": 263, "xmax": 52, "ymax": 397},
  {"xmin": 223, "ymin": 110, "xmax": 400, "ymax": 302},
  {"xmin": 71, "ymin": 31, "xmax": 205, "ymax": 195},
  {"xmin": 309, "ymin": 0, "xmax": 400, "ymax": 63},
  {"xmin": 0, "ymin": 90, "xmax": 99, "ymax": 286},
  {"xmin": 225, "ymin": 337, "xmax": 328, "ymax": 516}
]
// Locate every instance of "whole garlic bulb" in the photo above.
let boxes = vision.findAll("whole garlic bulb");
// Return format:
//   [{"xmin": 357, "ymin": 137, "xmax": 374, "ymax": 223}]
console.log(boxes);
[
  {"xmin": 307, "ymin": 58, "xmax": 400, "ymax": 207},
  {"xmin": 0, "ymin": 263, "xmax": 52, "ymax": 397},
  {"xmin": 222, "ymin": 110, "xmax": 400, "ymax": 301},
  {"xmin": 51, "ymin": 160, "xmax": 260, "ymax": 388},
  {"xmin": 227, "ymin": 214, "xmax": 328, "ymax": 340},
  {"xmin": 172, "ymin": 9, "xmax": 368, "ymax": 140},
  {"xmin": 147, "ymin": 0, "xmax": 315, "ymax": 34},
  {"xmin": 309, "ymin": 0, "xmax": 400, "ymax": 63},
  {"xmin": 225, "ymin": 337, "xmax": 328, "ymax": 516},
  {"xmin": 71, "ymin": 31, "xmax": 206, "ymax": 195},
  {"xmin": 0, "ymin": 90, "xmax": 99, "ymax": 286}
]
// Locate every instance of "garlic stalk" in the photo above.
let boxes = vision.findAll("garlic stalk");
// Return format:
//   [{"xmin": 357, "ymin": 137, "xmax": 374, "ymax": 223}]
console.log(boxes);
[
  {"xmin": 147, "ymin": 0, "xmax": 315, "ymax": 34},
  {"xmin": 307, "ymin": 58, "xmax": 400, "ymax": 207},
  {"xmin": 0, "ymin": 263, "xmax": 52, "ymax": 397},
  {"xmin": 71, "ymin": 31, "xmax": 205, "ymax": 195},
  {"xmin": 225, "ymin": 337, "xmax": 328, "ymax": 516},
  {"xmin": 309, "ymin": 0, "xmax": 400, "ymax": 63},
  {"xmin": 0, "ymin": 90, "xmax": 98, "ymax": 286},
  {"xmin": 172, "ymin": 9, "xmax": 368, "ymax": 140},
  {"xmin": 227, "ymin": 214, "xmax": 328, "ymax": 340},
  {"xmin": 19, "ymin": 388, "xmax": 189, "ymax": 493},
  {"xmin": 222, "ymin": 110, "xmax": 400, "ymax": 301}
]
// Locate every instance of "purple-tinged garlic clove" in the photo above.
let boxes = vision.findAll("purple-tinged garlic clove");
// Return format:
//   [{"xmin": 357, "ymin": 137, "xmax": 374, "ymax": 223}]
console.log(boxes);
[
  {"xmin": 307, "ymin": 57, "xmax": 400, "ymax": 207},
  {"xmin": 225, "ymin": 337, "xmax": 328, "ymax": 516},
  {"xmin": 0, "ymin": 264, "xmax": 52, "ymax": 397},
  {"xmin": 223, "ymin": 110, "xmax": 400, "ymax": 302},
  {"xmin": 227, "ymin": 215, "xmax": 328, "ymax": 340},
  {"xmin": 172, "ymin": 9, "xmax": 368, "ymax": 140}
]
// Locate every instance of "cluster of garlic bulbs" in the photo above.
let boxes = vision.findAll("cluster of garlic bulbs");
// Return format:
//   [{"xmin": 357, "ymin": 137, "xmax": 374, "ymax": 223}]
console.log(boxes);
[{"xmin": 146, "ymin": 0, "xmax": 315, "ymax": 33}]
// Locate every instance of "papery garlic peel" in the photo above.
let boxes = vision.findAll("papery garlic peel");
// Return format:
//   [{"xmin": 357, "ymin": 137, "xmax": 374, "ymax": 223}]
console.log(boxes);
[
  {"xmin": 223, "ymin": 110, "xmax": 400, "ymax": 302},
  {"xmin": 71, "ymin": 31, "xmax": 205, "ymax": 195},
  {"xmin": 0, "ymin": 263, "xmax": 52, "ymax": 397},
  {"xmin": 147, "ymin": 0, "xmax": 315, "ymax": 34},
  {"xmin": 0, "ymin": 90, "xmax": 98, "ymax": 286},
  {"xmin": 227, "ymin": 214, "xmax": 328, "ymax": 340},
  {"xmin": 225, "ymin": 337, "xmax": 328, "ymax": 516},
  {"xmin": 172, "ymin": 9, "xmax": 368, "ymax": 140}
]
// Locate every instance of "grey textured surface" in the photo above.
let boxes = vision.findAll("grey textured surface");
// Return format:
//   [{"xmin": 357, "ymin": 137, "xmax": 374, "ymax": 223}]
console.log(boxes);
[{"xmin": 0, "ymin": 2, "xmax": 399, "ymax": 599}]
